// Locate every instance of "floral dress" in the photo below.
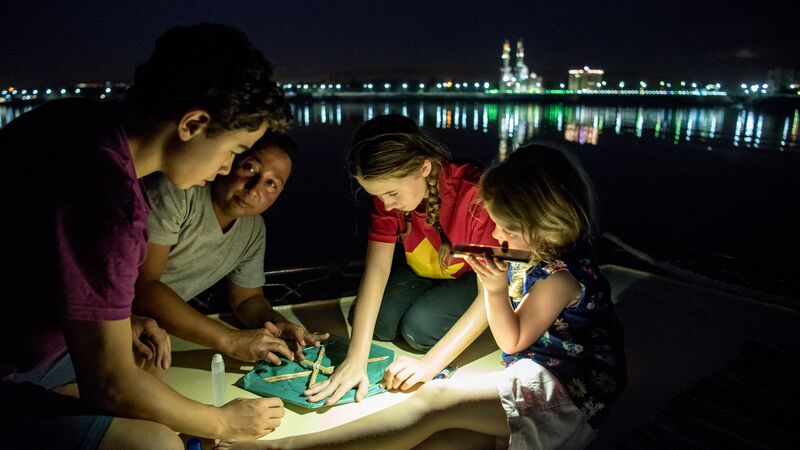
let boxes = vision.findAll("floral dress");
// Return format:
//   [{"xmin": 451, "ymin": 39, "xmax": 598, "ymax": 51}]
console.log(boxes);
[{"xmin": 502, "ymin": 242, "xmax": 627, "ymax": 429}]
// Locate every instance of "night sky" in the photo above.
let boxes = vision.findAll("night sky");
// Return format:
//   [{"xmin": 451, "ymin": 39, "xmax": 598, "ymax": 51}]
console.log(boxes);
[{"xmin": 1, "ymin": 0, "xmax": 797, "ymax": 88}]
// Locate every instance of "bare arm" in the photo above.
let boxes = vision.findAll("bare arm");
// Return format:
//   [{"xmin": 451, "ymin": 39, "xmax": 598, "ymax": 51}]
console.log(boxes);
[
  {"xmin": 305, "ymin": 240, "xmax": 395, "ymax": 404},
  {"xmin": 227, "ymin": 283, "xmax": 287, "ymax": 329},
  {"xmin": 63, "ymin": 318, "xmax": 284, "ymax": 439},
  {"xmin": 382, "ymin": 276, "xmax": 489, "ymax": 390},
  {"xmin": 486, "ymin": 270, "xmax": 578, "ymax": 354},
  {"xmin": 134, "ymin": 243, "xmax": 239, "ymax": 350},
  {"xmin": 347, "ymin": 241, "xmax": 396, "ymax": 361},
  {"xmin": 228, "ymin": 282, "xmax": 330, "ymax": 358},
  {"xmin": 134, "ymin": 243, "xmax": 292, "ymax": 363}
]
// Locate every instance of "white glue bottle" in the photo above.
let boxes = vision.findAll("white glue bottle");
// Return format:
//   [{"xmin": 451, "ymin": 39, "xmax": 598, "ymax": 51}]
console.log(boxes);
[{"xmin": 211, "ymin": 353, "xmax": 226, "ymax": 407}]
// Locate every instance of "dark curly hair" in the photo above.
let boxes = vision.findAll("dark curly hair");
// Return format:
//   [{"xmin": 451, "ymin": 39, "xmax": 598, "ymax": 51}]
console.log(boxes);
[{"xmin": 125, "ymin": 23, "xmax": 291, "ymax": 136}]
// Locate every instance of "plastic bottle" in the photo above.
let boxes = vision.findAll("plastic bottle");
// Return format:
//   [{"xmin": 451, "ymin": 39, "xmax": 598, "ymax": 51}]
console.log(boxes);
[
  {"xmin": 211, "ymin": 353, "xmax": 226, "ymax": 407},
  {"xmin": 185, "ymin": 437, "xmax": 202, "ymax": 450}
]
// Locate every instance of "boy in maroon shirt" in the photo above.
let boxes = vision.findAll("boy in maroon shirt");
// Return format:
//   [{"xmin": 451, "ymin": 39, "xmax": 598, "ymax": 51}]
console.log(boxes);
[{"xmin": 0, "ymin": 24, "xmax": 291, "ymax": 449}]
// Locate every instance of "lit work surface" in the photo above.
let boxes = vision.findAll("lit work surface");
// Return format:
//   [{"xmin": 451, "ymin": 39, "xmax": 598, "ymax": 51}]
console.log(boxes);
[
  {"xmin": 163, "ymin": 266, "xmax": 800, "ymax": 446},
  {"xmin": 162, "ymin": 296, "xmax": 503, "ymax": 441}
]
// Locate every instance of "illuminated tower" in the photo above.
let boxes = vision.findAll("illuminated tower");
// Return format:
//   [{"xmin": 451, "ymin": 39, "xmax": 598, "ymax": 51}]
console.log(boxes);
[
  {"xmin": 500, "ymin": 40, "xmax": 513, "ymax": 90},
  {"xmin": 515, "ymin": 40, "xmax": 529, "ymax": 83}
]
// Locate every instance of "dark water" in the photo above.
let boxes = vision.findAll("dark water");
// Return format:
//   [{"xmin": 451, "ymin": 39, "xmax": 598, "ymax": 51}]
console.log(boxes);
[
  {"xmin": 3, "ymin": 100, "xmax": 798, "ymax": 298},
  {"xmin": 267, "ymin": 100, "xmax": 798, "ymax": 299}
]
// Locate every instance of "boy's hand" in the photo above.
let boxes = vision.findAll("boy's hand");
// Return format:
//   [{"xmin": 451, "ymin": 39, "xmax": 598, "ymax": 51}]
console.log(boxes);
[
  {"xmin": 219, "ymin": 397, "xmax": 284, "ymax": 439},
  {"xmin": 130, "ymin": 315, "xmax": 171, "ymax": 371}
]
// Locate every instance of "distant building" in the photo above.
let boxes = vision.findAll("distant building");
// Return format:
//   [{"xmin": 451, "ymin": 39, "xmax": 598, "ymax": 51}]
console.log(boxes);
[
  {"xmin": 767, "ymin": 68, "xmax": 798, "ymax": 95},
  {"xmin": 568, "ymin": 66, "xmax": 604, "ymax": 91},
  {"xmin": 499, "ymin": 39, "xmax": 543, "ymax": 93}
]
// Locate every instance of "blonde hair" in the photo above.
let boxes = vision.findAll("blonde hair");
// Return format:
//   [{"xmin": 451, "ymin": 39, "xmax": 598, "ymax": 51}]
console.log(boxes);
[
  {"xmin": 480, "ymin": 143, "xmax": 597, "ymax": 264},
  {"xmin": 348, "ymin": 115, "xmax": 454, "ymax": 269}
]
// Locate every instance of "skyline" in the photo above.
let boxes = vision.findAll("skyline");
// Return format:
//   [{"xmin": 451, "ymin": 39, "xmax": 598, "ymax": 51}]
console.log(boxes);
[{"xmin": 1, "ymin": 0, "xmax": 798, "ymax": 87}]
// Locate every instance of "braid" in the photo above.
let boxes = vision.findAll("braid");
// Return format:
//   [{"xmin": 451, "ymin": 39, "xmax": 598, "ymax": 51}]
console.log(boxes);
[
  {"xmin": 425, "ymin": 174, "xmax": 453, "ymax": 270},
  {"xmin": 424, "ymin": 175, "xmax": 441, "ymax": 227}
]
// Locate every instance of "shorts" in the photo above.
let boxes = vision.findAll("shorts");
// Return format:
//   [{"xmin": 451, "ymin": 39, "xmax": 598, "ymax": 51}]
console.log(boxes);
[
  {"xmin": 1, "ymin": 352, "xmax": 112, "ymax": 450},
  {"xmin": 495, "ymin": 359, "xmax": 597, "ymax": 450}
]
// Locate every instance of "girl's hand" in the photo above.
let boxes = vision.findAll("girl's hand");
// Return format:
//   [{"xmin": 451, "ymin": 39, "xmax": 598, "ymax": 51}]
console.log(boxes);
[
  {"xmin": 382, "ymin": 355, "xmax": 435, "ymax": 391},
  {"xmin": 465, "ymin": 255, "xmax": 508, "ymax": 294},
  {"xmin": 303, "ymin": 357, "xmax": 369, "ymax": 405}
]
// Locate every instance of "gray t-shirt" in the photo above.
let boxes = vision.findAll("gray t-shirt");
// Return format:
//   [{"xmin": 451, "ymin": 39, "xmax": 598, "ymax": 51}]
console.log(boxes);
[{"xmin": 145, "ymin": 174, "xmax": 266, "ymax": 300}]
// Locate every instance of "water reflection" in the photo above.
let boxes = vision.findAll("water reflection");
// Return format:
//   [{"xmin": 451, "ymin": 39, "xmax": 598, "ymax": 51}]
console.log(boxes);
[
  {"xmin": 282, "ymin": 101, "xmax": 797, "ymax": 153},
  {"xmin": 1, "ymin": 101, "xmax": 797, "ymax": 152}
]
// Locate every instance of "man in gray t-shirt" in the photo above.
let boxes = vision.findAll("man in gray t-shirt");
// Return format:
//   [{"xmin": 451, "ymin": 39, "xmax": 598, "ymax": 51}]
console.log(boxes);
[{"xmin": 135, "ymin": 133, "xmax": 328, "ymax": 363}]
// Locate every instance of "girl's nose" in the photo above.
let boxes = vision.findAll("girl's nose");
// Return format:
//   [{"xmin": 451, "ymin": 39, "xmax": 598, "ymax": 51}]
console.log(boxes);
[{"xmin": 491, "ymin": 227, "xmax": 503, "ymax": 241}]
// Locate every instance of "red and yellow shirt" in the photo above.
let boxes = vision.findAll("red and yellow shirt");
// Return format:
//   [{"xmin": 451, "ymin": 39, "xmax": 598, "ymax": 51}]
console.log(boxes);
[{"xmin": 368, "ymin": 161, "xmax": 498, "ymax": 279}]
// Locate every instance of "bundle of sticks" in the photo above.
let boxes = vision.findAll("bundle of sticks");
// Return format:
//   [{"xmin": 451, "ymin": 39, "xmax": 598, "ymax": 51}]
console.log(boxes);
[{"xmin": 262, "ymin": 345, "xmax": 389, "ymax": 386}]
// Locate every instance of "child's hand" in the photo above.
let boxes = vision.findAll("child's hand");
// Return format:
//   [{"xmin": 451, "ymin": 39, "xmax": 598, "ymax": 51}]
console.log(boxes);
[
  {"xmin": 382, "ymin": 355, "xmax": 435, "ymax": 390},
  {"xmin": 465, "ymin": 255, "xmax": 508, "ymax": 294},
  {"xmin": 303, "ymin": 357, "xmax": 370, "ymax": 405}
]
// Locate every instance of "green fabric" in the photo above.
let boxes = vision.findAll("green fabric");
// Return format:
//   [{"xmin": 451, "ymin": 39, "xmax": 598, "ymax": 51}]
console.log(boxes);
[{"xmin": 236, "ymin": 337, "xmax": 395, "ymax": 408}]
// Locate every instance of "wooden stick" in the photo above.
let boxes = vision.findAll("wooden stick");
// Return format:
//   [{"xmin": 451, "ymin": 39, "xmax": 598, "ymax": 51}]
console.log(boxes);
[
  {"xmin": 308, "ymin": 345, "xmax": 326, "ymax": 386},
  {"xmin": 366, "ymin": 356, "xmax": 390, "ymax": 364},
  {"xmin": 263, "ymin": 354, "xmax": 391, "ymax": 383},
  {"xmin": 263, "ymin": 370, "xmax": 311, "ymax": 382}
]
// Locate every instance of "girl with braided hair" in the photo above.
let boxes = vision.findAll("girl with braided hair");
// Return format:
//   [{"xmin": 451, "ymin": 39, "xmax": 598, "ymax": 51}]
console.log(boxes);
[
  {"xmin": 220, "ymin": 143, "xmax": 625, "ymax": 450},
  {"xmin": 304, "ymin": 115, "xmax": 499, "ymax": 405}
]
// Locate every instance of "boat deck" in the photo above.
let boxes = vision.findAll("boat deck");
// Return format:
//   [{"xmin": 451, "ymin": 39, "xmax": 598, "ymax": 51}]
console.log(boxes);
[{"xmin": 164, "ymin": 264, "xmax": 799, "ymax": 448}]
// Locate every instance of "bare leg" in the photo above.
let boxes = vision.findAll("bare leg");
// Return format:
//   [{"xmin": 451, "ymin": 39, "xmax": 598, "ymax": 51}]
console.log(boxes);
[
  {"xmin": 218, "ymin": 373, "xmax": 509, "ymax": 450},
  {"xmin": 413, "ymin": 429, "xmax": 498, "ymax": 450},
  {"xmin": 99, "ymin": 417, "xmax": 184, "ymax": 450}
]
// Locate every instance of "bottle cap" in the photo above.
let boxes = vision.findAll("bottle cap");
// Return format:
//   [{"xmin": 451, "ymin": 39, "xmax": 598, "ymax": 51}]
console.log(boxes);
[
  {"xmin": 212, "ymin": 353, "xmax": 223, "ymax": 364},
  {"xmin": 186, "ymin": 437, "xmax": 202, "ymax": 450}
]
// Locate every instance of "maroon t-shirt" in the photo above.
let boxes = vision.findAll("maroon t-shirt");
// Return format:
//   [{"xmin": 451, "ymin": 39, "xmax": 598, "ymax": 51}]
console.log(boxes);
[{"xmin": 0, "ymin": 98, "xmax": 150, "ymax": 376}]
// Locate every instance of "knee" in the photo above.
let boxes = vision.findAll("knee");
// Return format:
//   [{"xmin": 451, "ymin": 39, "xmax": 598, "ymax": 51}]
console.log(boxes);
[
  {"xmin": 146, "ymin": 423, "xmax": 183, "ymax": 450},
  {"xmin": 399, "ymin": 313, "xmax": 437, "ymax": 351},
  {"xmin": 101, "ymin": 420, "xmax": 183, "ymax": 450},
  {"xmin": 373, "ymin": 327, "xmax": 398, "ymax": 342},
  {"xmin": 373, "ymin": 314, "xmax": 400, "ymax": 342}
]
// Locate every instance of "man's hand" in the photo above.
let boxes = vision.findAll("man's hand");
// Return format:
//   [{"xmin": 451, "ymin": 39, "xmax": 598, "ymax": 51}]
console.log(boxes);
[
  {"xmin": 218, "ymin": 397, "xmax": 284, "ymax": 440},
  {"xmin": 220, "ymin": 328, "xmax": 295, "ymax": 364},
  {"xmin": 265, "ymin": 321, "xmax": 330, "ymax": 360},
  {"xmin": 130, "ymin": 315, "xmax": 171, "ymax": 371}
]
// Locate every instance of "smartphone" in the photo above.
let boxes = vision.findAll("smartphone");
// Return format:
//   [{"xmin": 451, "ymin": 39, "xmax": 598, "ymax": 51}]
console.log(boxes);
[{"xmin": 451, "ymin": 243, "xmax": 532, "ymax": 263}]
